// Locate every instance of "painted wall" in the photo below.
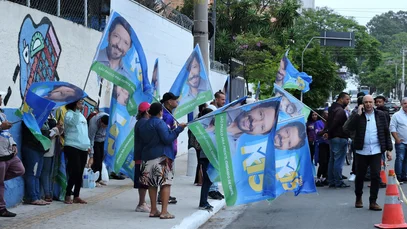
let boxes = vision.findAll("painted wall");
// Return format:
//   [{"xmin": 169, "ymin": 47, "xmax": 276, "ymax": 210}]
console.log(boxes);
[{"xmin": 0, "ymin": 0, "xmax": 227, "ymax": 208}]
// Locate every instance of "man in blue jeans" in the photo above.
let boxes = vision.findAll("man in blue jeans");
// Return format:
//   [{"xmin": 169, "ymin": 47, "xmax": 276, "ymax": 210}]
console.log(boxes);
[
  {"xmin": 328, "ymin": 92, "xmax": 351, "ymax": 188},
  {"xmin": 390, "ymin": 97, "xmax": 407, "ymax": 182}
]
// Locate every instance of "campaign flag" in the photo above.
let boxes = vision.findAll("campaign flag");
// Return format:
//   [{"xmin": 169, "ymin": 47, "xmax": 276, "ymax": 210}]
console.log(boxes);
[
  {"xmin": 90, "ymin": 11, "xmax": 152, "ymax": 175},
  {"xmin": 152, "ymin": 58, "xmax": 160, "ymax": 100},
  {"xmin": 262, "ymin": 116, "xmax": 317, "ymax": 198},
  {"xmin": 21, "ymin": 81, "xmax": 87, "ymax": 150},
  {"xmin": 189, "ymin": 97, "xmax": 248, "ymax": 173},
  {"xmin": 170, "ymin": 45, "xmax": 213, "ymax": 119},
  {"xmin": 255, "ymin": 81, "xmax": 260, "ymax": 100},
  {"xmin": 214, "ymin": 97, "xmax": 281, "ymax": 206},
  {"xmin": 275, "ymin": 50, "xmax": 312, "ymax": 93},
  {"xmin": 273, "ymin": 84, "xmax": 311, "ymax": 122}
]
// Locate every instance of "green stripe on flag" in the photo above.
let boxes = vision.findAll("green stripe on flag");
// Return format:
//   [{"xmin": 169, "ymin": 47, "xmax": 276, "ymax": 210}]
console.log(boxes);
[
  {"xmin": 189, "ymin": 121, "xmax": 219, "ymax": 171},
  {"xmin": 173, "ymin": 90, "xmax": 213, "ymax": 119},
  {"xmin": 216, "ymin": 113, "xmax": 237, "ymax": 206},
  {"xmin": 114, "ymin": 132, "xmax": 134, "ymax": 173}
]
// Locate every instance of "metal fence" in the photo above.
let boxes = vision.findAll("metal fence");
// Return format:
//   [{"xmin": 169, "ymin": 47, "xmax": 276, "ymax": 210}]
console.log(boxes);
[
  {"xmin": 7, "ymin": 0, "xmax": 228, "ymax": 72},
  {"xmin": 7, "ymin": 0, "xmax": 109, "ymax": 31}
]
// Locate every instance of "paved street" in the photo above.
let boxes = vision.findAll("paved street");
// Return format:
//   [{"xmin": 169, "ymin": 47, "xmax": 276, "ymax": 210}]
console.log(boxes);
[{"xmin": 201, "ymin": 161, "xmax": 407, "ymax": 229}]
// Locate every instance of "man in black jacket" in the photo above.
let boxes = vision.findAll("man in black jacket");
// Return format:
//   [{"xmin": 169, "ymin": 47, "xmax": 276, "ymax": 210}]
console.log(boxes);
[
  {"xmin": 374, "ymin": 95, "xmax": 390, "ymax": 125},
  {"xmin": 328, "ymin": 92, "xmax": 350, "ymax": 188},
  {"xmin": 347, "ymin": 95, "xmax": 392, "ymax": 211}
]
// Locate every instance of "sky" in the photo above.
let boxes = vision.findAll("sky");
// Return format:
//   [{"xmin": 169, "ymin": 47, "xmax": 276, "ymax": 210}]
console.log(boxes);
[{"xmin": 314, "ymin": 0, "xmax": 407, "ymax": 26}]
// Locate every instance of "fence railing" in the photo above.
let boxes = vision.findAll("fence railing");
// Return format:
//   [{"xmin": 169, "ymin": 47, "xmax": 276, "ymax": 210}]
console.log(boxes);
[
  {"xmin": 7, "ymin": 0, "xmax": 229, "ymax": 73},
  {"xmin": 7, "ymin": 0, "xmax": 109, "ymax": 31}
]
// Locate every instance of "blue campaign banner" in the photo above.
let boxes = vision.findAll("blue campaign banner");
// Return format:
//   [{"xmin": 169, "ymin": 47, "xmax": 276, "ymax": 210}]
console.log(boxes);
[
  {"xmin": 170, "ymin": 45, "xmax": 213, "ymax": 119},
  {"xmin": 273, "ymin": 84, "xmax": 311, "ymax": 122},
  {"xmin": 215, "ymin": 97, "xmax": 281, "ymax": 206},
  {"xmin": 263, "ymin": 116, "xmax": 317, "ymax": 198},
  {"xmin": 21, "ymin": 81, "xmax": 87, "ymax": 150},
  {"xmin": 93, "ymin": 11, "xmax": 153, "ymax": 177},
  {"xmin": 27, "ymin": 81, "xmax": 87, "ymax": 126},
  {"xmin": 275, "ymin": 50, "xmax": 312, "ymax": 93}
]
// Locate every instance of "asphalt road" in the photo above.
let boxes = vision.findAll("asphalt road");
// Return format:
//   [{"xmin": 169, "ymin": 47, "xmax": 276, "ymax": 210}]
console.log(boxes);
[{"xmin": 201, "ymin": 162, "xmax": 407, "ymax": 229}]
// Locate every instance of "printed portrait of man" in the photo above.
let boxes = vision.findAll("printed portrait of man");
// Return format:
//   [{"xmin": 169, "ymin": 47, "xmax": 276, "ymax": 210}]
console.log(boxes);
[
  {"xmin": 274, "ymin": 121, "xmax": 306, "ymax": 150},
  {"xmin": 275, "ymin": 57, "xmax": 287, "ymax": 87},
  {"xmin": 96, "ymin": 16, "xmax": 133, "ymax": 106},
  {"xmin": 178, "ymin": 51, "xmax": 211, "ymax": 106}
]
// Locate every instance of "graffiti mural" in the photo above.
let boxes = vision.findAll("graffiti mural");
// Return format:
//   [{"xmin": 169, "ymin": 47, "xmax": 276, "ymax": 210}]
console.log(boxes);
[
  {"xmin": 7, "ymin": 15, "xmax": 61, "ymax": 106},
  {"xmin": 82, "ymin": 96, "xmax": 97, "ymax": 118}
]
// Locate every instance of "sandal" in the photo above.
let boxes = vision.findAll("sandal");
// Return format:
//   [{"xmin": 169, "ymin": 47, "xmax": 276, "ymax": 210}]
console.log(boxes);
[
  {"xmin": 149, "ymin": 210, "xmax": 161, "ymax": 217},
  {"xmin": 160, "ymin": 212, "xmax": 175, "ymax": 219},
  {"xmin": 44, "ymin": 196, "xmax": 53, "ymax": 202},
  {"xmin": 64, "ymin": 196, "xmax": 73, "ymax": 204},
  {"xmin": 73, "ymin": 197, "xmax": 87, "ymax": 204},
  {"xmin": 30, "ymin": 200, "xmax": 48, "ymax": 206}
]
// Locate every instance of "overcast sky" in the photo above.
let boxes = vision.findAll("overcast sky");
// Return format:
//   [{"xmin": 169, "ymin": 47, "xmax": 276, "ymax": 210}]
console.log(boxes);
[{"xmin": 314, "ymin": 0, "xmax": 407, "ymax": 26}]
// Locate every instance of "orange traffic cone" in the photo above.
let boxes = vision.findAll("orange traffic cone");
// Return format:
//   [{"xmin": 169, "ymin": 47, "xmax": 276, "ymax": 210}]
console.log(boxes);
[
  {"xmin": 375, "ymin": 170, "xmax": 407, "ymax": 229},
  {"xmin": 380, "ymin": 160, "xmax": 387, "ymax": 186}
]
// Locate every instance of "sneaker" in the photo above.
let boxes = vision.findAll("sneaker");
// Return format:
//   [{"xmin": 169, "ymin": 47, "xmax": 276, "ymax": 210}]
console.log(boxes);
[
  {"xmin": 348, "ymin": 174, "xmax": 356, "ymax": 182},
  {"xmin": 208, "ymin": 191, "xmax": 222, "ymax": 200},
  {"xmin": 215, "ymin": 191, "xmax": 224, "ymax": 199},
  {"xmin": 315, "ymin": 180, "xmax": 324, "ymax": 187},
  {"xmin": 0, "ymin": 209, "xmax": 16, "ymax": 217},
  {"xmin": 336, "ymin": 183, "xmax": 351, "ymax": 188},
  {"xmin": 199, "ymin": 204, "xmax": 213, "ymax": 212},
  {"xmin": 342, "ymin": 175, "xmax": 348, "ymax": 180},
  {"xmin": 169, "ymin": 196, "xmax": 177, "ymax": 201},
  {"xmin": 157, "ymin": 197, "xmax": 177, "ymax": 205},
  {"xmin": 135, "ymin": 203, "xmax": 151, "ymax": 213}
]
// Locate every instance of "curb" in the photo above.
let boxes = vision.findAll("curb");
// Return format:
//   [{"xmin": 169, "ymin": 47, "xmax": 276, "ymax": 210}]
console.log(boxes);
[{"xmin": 171, "ymin": 199, "xmax": 226, "ymax": 229}]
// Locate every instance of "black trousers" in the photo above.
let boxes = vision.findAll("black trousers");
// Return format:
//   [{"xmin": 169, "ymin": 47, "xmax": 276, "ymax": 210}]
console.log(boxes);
[
  {"xmin": 354, "ymin": 153, "xmax": 382, "ymax": 203},
  {"xmin": 65, "ymin": 146, "xmax": 88, "ymax": 198},
  {"xmin": 91, "ymin": 141, "xmax": 104, "ymax": 182},
  {"xmin": 199, "ymin": 158, "xmax": 212, "ymax": 207},
  {"xmin": 317, "ymin": 143, "xmax": 330, "ymax": 179}
]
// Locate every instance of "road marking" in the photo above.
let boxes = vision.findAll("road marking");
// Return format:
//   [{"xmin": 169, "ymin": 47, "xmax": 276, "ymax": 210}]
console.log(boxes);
[{"xmin": 6, "ymin": 183, "xmax": 133, "ymax": 229}]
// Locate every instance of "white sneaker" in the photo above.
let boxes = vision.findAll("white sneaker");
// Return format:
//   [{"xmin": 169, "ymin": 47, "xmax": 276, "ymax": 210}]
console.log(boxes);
[
  {"xmin": 135, "ymin": 203, "xmax": 151, "ymax": 213},
  {"xmin": 348, "ymin": 174, "xmax": 356, "ymax": 182}
]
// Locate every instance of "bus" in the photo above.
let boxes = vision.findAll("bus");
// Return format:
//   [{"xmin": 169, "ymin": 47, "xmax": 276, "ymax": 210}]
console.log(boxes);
[{"xmin": 359, "ymin": 85, "xmax": 370, "ymax": 95}]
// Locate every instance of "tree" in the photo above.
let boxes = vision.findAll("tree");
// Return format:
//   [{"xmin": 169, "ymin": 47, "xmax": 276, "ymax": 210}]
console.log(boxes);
[{"xmin": 367, "ymin": 11, "xmax": 407, "ymax": 47}]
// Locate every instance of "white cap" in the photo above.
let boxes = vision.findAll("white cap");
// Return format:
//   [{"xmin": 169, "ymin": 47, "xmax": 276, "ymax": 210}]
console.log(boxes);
[{"xmin": 0, "ymin": 91, "xmax": 6, "ymax": 96}]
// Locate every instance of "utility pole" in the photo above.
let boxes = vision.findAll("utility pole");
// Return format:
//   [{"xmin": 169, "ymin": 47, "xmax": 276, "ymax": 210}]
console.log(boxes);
[
  {"xmin": 210, "ymin": 0, "xmax": 216, "ymax": 61},
  {"xmin": 403, "ymin": 48, "xmax": 406, "ymax": 99},
  {"xmin": 194, "ymin": 0, "xmax": 209, "ymax": 73}
]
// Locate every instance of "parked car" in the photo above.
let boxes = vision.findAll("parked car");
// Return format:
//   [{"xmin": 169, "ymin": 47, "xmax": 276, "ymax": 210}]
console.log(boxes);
[{"xmin": 385, "ymin": 102, "xmax": 400, "ymax": 115}]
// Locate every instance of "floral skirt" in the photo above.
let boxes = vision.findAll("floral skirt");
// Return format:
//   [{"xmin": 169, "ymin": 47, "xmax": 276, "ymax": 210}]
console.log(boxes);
[{"xmin": 140, "ymin": 156, "xmax": 174, "ymax": 187}]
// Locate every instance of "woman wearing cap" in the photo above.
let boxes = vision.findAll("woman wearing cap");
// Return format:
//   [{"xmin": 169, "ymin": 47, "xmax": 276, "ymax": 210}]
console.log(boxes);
[
  {"xmin": 134, "ymin": 102, "xmax": 151, "ymax": 213},
  {"xmin": 139, "ymin": 103, "xmax": 186, "ymax": 219}
]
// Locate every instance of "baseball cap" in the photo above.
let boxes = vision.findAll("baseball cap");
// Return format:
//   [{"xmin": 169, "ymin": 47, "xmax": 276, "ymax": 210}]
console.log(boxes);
[
  {"xmin": 0, "ymin": 91, "xmax": 6, "ymax": 96},
  {"xmin": 160, "ymin": 92, "xmax": 179, "ymax": 103},
  {"xmin": 138, "ymin": 102, "xmax": 151, "ymax": 112}
]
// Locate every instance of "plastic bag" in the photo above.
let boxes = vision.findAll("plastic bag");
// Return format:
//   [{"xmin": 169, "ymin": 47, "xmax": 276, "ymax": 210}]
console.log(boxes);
[
  {"xmin": 82, "ymin": 168, "xmax": 89, "ymax": 188},
  {"xmin": 101, "ymin": 162, "xmax": 109, "ymax": 184}
]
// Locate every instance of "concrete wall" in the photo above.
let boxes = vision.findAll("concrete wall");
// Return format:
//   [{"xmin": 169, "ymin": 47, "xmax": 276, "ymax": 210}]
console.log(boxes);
[{"xmin": 0, "ymin": 0, "xmax": 227, "ymax": 208}]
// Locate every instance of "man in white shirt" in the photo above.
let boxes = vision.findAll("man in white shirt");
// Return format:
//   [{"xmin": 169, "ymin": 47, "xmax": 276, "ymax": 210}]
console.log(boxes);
[
  {"xmin": 390, "ymin": 97, "xmax": 407, "ymax": 182},
  {"xmin": 347, "ymin": 95, "xmax": 392, "ymax": 211}
]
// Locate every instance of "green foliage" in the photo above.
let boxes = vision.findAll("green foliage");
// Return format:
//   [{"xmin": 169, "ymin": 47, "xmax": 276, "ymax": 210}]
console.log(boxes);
[{"xmin": 367, "ymin": 11, "xmax": 407, "ymax": 47}]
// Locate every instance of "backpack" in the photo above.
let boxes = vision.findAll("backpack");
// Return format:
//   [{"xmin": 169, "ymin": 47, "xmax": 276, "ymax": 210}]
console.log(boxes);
[{"xmin": 87, "ymin": 111, "xmax": 98, "ymax": 125}]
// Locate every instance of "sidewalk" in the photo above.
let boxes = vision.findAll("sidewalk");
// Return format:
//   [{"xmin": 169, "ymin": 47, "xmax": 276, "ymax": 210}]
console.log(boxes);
[{"xmin": 0, "ymin": 154, "xmax": 225, "ymax": 229}]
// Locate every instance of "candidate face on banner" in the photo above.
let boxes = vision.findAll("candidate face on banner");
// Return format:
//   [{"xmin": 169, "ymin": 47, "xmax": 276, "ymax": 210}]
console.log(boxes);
[
  {"xmin": 29, "ymin": 81, "xmax": 86, "ymax": 106},
  {"xmin": 214, "ymin": 97, "xmax": 281, "ymax": 206},
  {"xmin": 170, "ymin": 45, "xmax": 213, "ymax": 119},
  {"xmin": 274, "ymin": 84, "xmax": 311, "ymax": 121},
  {"xmin": 92, "ymin": 11, "xmax": 152, "ymax": 177},
  {"xmin": 263, "ymin": 116, "xmax": 317, "ymax": 198},
  {"xmin": 91, "ymin": 11, "xmax": 151, "ymax": 115}
]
